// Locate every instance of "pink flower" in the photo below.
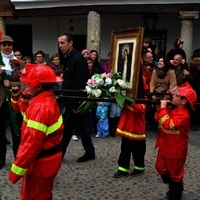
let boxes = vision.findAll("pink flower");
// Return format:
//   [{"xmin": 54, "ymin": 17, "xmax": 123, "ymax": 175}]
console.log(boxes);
[
  {"xmin": 87, "ymin": 79, "xmax": 92, "ymax": 85},
  {"xmin": 91, "ymin": 78, "xmax": 97, "ymax": 84},
  {"xmin": 106, "ymin": 72, "xmax": 113, "ymax": 78},
  {"xmin": 87, "ymin": 78, "xmax": 97, "ymax": 85}
]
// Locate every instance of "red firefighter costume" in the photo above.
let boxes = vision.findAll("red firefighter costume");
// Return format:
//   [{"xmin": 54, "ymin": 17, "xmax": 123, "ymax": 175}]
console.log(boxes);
[
  {"xmin": 116, "ymin": 103, "xmax": 146, "ymax": 174},
  {"xmin": 155, "ymin": 82, "xmax": 197, "ymax": 200},
  {"xmin": 155, "ymin": 106, "xmax": 190, "ymax": 180},
  {"xmin": 8, "ymin": 64, "xmax": 64, "ymax": 200}
]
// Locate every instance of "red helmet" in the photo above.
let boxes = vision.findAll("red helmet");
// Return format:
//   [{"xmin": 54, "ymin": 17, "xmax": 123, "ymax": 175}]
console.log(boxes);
[
  {"xmin": 169, "ymin": 82, "xmax": 197, "ymax": 110},
  {"xmin": 20, "ymin": 64, "xmax": 63, "ymax": 83},
  {"xmin": 20, "ymin": 64, "xmax": 63, "ymax": 94}
]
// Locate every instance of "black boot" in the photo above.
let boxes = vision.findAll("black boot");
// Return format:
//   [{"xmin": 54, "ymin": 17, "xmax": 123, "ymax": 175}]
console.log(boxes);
[
  {"xmin": 115, "ymin": 117, "xmax": 120, "ymax": 128},
  {"xmin": 161, "ymin": 173, "xmax": 171, "ymax": 199},
  {"xmin": 109, "ymin": 117, "xmax": 116, "ymax": 137},
  {"xmin": 169, "ymin": 180, "xmax": 183, "ymax": 200},
  {"xmin": 160, "ymin": 172, "xmax": 170, "ymax": 184},
  {"xmin": 0, "ymin": 137, "xmax": 6, "ymax": 169}
]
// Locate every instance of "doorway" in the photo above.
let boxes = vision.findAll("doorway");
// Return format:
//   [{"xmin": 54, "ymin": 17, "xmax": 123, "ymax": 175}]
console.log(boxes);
[
  {"xmin": 73, "ymin": 34, "xmax": 87, "ymax": 53},
  {"xmin": 6, "ymin": 24, "xmax": 33, "ymax": 59}
]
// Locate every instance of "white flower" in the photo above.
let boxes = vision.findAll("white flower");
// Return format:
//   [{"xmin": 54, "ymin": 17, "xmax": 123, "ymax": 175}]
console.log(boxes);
[
  {"xmin": 121, "ymin": 90, "xmax": 126, "ymax": 96},
  {"xmin": 96, "ymin": 78, "xmax": 104, "ymax": 86},
  {"xmin": 85, "ymin": 86, "xmax": 92, "ymax": 94},
  {"xmin": 101, "ymin": 73, "xmax": 107, "ymax": 79},
  {"xmin": 109, "ymin": 86, "xmax": 116, "ymax": 93},
  {"xmin": 112, "ymin": 79, "xmax": 117, "ymax": 85},
  {"xmin": 105, "ymin": 77, "xmax": 112, "ymax": 85},
  {"xmin": 92, "ymin": 89, "xmax": 102, "ymax": 97},
  {"xmin": 117, "ymin": 79, "xmax": 127, "ymax": 89}
]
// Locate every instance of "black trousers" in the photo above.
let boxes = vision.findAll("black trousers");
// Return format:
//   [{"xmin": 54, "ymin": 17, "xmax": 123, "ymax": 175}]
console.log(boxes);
[
  {"xmin": 0, "ymin": 101, "xmax": 7, "ymax": 163},
  {"xmin": 9, "ymin": 111, "xmax": 23, "ymax": 158},
  {"xmin": 61, "ymin": 106, "xmax": 95, "ymax": 158},
  {"xmin": 118, "ymin": 137, "xmax": 146, "ymax": 170},
  {"xmin": 0, "ymin": 101, "xmax": 22, "ymax": 163}
]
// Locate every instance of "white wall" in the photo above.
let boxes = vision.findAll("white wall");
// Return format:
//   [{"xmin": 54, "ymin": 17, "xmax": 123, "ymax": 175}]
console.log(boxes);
[{"xmin": 6, "ymin": 13, "xmax": 200, "ymax": 60}]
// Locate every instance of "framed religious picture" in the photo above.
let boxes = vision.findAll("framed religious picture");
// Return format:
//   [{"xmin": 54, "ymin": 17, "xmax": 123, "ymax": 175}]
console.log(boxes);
[{"xmin": 110, "ymin": 27, "xmax": 144, "ymax": 98}]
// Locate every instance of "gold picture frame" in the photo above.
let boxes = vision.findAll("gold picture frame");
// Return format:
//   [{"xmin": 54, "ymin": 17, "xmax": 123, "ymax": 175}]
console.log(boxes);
[{"xmin": 110, "ymin": 27, "xmax": 144, "ymax": 98}]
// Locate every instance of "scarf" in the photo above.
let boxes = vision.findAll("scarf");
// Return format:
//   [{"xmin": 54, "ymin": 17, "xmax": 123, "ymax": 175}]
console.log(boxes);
[
  {"xmin": 0, "ymin": 51, "xmax": 20, "ymax": 136},
  {"xmin": 1, "ymin": 51, "xmax": 18, "ymax": 75},
  {"xmin": 156, "ymin": 68, "xmax": 168, "ymax": 79}
]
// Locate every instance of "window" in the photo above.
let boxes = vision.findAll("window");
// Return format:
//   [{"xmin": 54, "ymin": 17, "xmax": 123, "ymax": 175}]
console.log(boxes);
[{"xmin": 144, "ymin": 30, "xmax": 167, "ymax": 60}]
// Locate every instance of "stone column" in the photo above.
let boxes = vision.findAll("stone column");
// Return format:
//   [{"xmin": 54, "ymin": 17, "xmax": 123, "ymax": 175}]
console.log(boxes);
[
  {"xmin": 87, "ymin": 11, "xmax": 101, "ymax": 59},
  {"xmin": 0, "ymin": 17, "xmax": 6, "ymax": 35},
  {"xmin": 179, "ymin": 11, "xmax": 199, "ymax": 61}
]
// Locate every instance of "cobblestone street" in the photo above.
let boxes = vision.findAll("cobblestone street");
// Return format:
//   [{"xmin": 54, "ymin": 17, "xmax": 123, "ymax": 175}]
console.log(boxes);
[{"xmin": 1, "ymin": 129, "xmax": 200, "ymax": 200}]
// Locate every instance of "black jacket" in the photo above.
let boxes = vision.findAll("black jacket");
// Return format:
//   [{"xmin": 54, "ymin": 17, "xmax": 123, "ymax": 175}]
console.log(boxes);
[{"xmin": 60, "ymin": 48, "xmax": 88, "ymax": 108}]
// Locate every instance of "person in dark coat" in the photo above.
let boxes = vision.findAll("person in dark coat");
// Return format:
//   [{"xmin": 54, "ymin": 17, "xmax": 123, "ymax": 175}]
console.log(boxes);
[
  {"xmin": 167, "ymin": 38, "xmax": 186, "ymax": 61},
  {"xmin": 58, "ymin": 32, "xmax": 95, "ymax": 162},
  {"xmin": 91, "ymin": 50, "xmax": 103, "ymax": 74}
]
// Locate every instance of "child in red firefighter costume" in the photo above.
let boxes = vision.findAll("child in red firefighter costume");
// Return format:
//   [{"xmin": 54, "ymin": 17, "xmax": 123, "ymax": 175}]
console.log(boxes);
[
  {"xmin": 155, "ymin": 82, "xmax": 197, "ymax": 200},
  {"xmin": 113, "ymin": 67, "xmax": 147, "ymax": 178},
  {"xmin": 8, "ymin": 64, "xmax": 64, "ymax": 200}
]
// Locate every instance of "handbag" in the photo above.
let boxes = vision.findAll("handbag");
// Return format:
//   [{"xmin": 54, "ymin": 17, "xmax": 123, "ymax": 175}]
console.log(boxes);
[
  {"xmin": 153, "ymin": 85, "xmax": 168, "ymax": 100},
  {"xmin": 154, "ymin": 85, "xmax": 168, "ymax": 93}
]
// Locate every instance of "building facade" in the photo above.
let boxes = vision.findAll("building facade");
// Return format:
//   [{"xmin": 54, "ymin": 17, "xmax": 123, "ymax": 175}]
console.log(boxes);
[{"xmin": 0, "ymin": 0, "xmax": 199, "ymax": 62}]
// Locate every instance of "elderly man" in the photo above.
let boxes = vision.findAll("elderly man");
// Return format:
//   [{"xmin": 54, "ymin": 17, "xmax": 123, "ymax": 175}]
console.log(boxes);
[
  {"xmin": 0, "ymin": 35, "xmax": 24, "ymax": 169},
  {"xmin": 172, "ymin": 54, "xmax": 192, "ymax": 86},
  {"xmin": 142, "ymin": 51, "xmax": 156, "ymax": 72}
]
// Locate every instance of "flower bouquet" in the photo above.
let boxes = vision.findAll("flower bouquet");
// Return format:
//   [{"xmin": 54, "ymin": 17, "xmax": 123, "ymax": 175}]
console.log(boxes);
[{"xmin": 77, "ymin": 72, "xmax": 135, "ymax": 115}]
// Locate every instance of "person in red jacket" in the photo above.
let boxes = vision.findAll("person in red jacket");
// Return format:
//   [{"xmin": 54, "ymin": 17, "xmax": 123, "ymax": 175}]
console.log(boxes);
[
  {"xmin": 8, "ymin": 64, "xmax": 64, "ymax": 200},
  {"xmin": 113, "ymin": 68, "xmax": 146, "ymax": 178},
  {"xmin": 155, "ymin": 82, "xmax": 197, "ymax": 200}
]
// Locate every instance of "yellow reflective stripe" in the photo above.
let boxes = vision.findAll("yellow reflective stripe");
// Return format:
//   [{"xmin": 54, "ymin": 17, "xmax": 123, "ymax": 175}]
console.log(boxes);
[
  {"xmin": 11, "ymin": 98, "xmax": 18, "ymax": 104},
  {"xmin": 46, "ymin": 115, "xmax": 63, "ymax": 135},
  {"xmin": 126, "ymin": 105, "xmax": 135, "ymax": 112},
  {"xmin": 27, "ymin": 119, "xmax": 47, "ymax": 133},
  {"xmin": 158, "ymin": 114, "xmax": 179, "ymax": 133},
  {"xmin": 21, "ymin": 111, "xmax": 25, "ymax": 117},
  {"xmin": 24, "ymin": 114, "xmax": 63, "ymax": 135},
  {"xmin": 159, "ymin": 114, "xmax": 170, "ymax": 125},
  {"xmin": 160, "ymin": 126, "xmax": 180, "ymax": 134},
  {"xmin": 134, "ymin": 166, "xmax": 145, "ymax": 171},
  {"xmin": 23, "ymin": 113, "xmax": 28, "ymax": 122},
  {"xmin": 169, "ymin": 120, "xmax": 175, "ymax": 130},
  {"xmin": 117, "ymin": 128, "xmax": 145, "ymax": 139},
  {"xmin": 11, "ymin": 163, "xmax": 27, "ymax": 176},
  {"xmin": 118, "ymin": 166, "xmax": 129, "ymax": 172},
  {"xmin": 126, "ymin": 104, "xmax": 145, "ymax": 112}
]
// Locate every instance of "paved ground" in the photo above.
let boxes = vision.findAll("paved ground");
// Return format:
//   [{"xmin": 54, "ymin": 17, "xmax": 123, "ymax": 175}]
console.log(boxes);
[{"xmin": 1, "ymin": 127, "xmax": 200, "ymax": 200}]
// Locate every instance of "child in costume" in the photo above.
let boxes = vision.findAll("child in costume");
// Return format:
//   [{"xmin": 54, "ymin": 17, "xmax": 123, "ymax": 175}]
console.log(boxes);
[
  {"xmin": 96, "ymin": 101, "xmax": 111, "ymax": 138},
  {"xmin": 8, "ymin": 64, "xmax": 64, "ymax": 200},
  {"xmin": 155, "ymin": 82, "xmax": 197, "ymax": 200},
  {"xmin": 113, "ymin": 67, "xmax": 146, "ymax": 178}
]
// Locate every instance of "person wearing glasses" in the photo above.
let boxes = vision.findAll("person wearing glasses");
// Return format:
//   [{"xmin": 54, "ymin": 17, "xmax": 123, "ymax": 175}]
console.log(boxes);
[{"xmin": 35, "ymin": 50, "xmax": 47, "ymax": 64}]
